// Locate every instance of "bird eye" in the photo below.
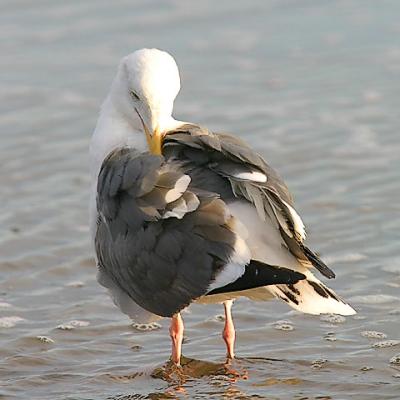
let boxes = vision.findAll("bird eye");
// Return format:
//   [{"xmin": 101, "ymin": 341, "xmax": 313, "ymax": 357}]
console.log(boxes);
[{"xmin": 130, "ymin": 90, "xmax": 140, "ymax": 101}]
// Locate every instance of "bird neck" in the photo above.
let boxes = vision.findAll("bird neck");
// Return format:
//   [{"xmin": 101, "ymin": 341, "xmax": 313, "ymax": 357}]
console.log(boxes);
[
  {"xmin": 90, "ymin": 96, "xmax": 147, "ymax": 180},
  {"xmin": 90, "ymin": 96, "xmax": 185, "ymax": 180}
]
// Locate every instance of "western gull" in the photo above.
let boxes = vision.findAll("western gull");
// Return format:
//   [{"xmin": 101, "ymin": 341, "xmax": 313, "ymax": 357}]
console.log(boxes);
[{"xmin": 90, "ymin": 48, "xmax": 356, "ymax": 365}]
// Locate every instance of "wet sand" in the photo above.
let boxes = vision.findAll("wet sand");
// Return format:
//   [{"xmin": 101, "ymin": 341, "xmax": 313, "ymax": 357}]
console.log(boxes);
[{"xmin": 1, "ymin": 1, "xmax": 400, "ymax": 399}]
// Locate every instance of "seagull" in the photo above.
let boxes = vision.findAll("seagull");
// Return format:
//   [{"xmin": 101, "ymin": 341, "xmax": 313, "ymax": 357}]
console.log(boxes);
[{"xmin": 90, "ymin": 48, "xmax": 356, "ymax": 365}]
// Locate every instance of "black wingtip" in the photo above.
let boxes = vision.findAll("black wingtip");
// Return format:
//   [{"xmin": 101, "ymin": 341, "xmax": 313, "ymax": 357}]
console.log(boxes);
[
  {"xmin": 293, "ymin": 271, "xmax": 307, "ymax": 281},
  {"xmin": 206, "ymin": 260, "xmax": 306, "ymax": 296},
  {"xmin": 302, "ymin": 246, "xmax": 336, "ymax": 279}
]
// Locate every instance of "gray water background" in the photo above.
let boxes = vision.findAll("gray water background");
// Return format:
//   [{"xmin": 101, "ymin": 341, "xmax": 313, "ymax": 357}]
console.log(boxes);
[{"xmin": 1, "ymin": 1, "xmax": 400, "ymax": 399}]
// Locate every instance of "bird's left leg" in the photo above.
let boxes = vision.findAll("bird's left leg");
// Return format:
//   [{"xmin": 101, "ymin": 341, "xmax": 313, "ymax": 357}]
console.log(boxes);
[
  {"xmin": 169, "ymin": 313, "xmax": 184, "ymax": 365},
  {"xmin": 222, "ymin": 299, "xmax": 235, "ymax": 359}
]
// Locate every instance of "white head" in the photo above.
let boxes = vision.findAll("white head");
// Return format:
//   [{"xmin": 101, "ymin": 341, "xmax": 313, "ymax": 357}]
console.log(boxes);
[{"xmin": 109, "ymin": 48, "xmax": 181, "ymax": 153}]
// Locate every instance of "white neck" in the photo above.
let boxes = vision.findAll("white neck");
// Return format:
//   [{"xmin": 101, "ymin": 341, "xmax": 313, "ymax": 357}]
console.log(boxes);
[
  {"xmin": 90, "ymin": 96, "xmax": 142, "ymax": 180},
  {"xmin": 89, "ymin": 95, "xmax": 184, "ymax": 181}
]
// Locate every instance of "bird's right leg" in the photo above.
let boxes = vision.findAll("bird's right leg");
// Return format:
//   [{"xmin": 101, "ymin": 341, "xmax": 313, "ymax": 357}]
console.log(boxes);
[
  {"xmin": 169, "ymin": 313, "xmax": 184, "ymax": 365},
  {"xmin": 222, "ymin": 299, "xmax": 236, "ymax": 359}
]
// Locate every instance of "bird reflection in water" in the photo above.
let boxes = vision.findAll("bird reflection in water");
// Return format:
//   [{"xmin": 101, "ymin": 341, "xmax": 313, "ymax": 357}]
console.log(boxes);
[
  {"xmin": 151, "ymin": 355, "xmax": 248, "ymax": 383},
  {"xmin": 106, "ymin": 356, "xmax": 310, "ymax": 399},
  {"xmin": 152, "ymin": 356, "xmax": 249, "ymax": 399},
  {"xmin": 107, "ymin": 356, "xmax": 249, "ymax": 399}
]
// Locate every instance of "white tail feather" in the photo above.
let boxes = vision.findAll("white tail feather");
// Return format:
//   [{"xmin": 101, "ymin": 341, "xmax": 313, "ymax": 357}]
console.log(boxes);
[{"xmin": 269, "ymin": 276, "xmax": 356, "ymax": 316}]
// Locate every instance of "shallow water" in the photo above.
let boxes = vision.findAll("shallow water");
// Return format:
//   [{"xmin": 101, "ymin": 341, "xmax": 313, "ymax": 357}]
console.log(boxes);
[{"xmin": 1, "ymin": 1, "xmax": 400, "ymax": 399}]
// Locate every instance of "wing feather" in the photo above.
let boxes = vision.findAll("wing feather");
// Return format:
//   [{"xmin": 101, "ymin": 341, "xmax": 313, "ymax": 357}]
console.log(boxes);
[
  {"xmin": 95, "ymin": 148, "xmax": 252, "ymax": 318},
  {"xmin": 163, "ymin": 124, "xmax": 335, "ymax": 279}
]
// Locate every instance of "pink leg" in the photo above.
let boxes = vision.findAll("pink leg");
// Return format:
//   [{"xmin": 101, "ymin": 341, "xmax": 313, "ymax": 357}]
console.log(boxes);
[
  {"xmin": 222, "ymin": 300, "xmax": 235, "ymax": 359},
  {"xmin": 169, "ymin": 313, "xmax": 184, "ymax": 365}
]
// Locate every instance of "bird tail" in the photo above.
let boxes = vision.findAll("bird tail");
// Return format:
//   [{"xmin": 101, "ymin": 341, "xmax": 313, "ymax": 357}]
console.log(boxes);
[{"xmin": 268, "ymin": 274, "xmax": 356, "ymax": 316}]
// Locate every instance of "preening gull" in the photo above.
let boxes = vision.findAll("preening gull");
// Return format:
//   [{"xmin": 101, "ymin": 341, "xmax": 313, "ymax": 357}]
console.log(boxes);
[{"xmin": 90, "ymin": 48, "xmax": 356, "ymax": 365}]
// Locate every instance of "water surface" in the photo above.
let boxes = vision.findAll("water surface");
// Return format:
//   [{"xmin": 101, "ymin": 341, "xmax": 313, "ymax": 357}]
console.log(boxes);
[{"xmin": 1, "ymin": 1, "xmax": 400, "ymax": 399}]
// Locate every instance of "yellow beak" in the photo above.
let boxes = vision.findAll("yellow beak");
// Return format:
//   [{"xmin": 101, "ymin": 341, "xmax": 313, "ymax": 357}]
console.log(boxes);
[
  {"xmin": 145, "ymin": 126, "xmax": 162, "ymax": 155},
  {"xmin": 135, "ymin": 109, "xmax": 163, "ymax": 155}
]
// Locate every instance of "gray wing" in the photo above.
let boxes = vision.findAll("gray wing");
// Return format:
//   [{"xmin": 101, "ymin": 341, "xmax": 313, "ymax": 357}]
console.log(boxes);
[
  {"xmin": 95, "ymin": 148, "xmax": 246, "ymax": 317},
  {"xmin": 163, "ymin": 124, "xmax": 335, "ymax": 279}
]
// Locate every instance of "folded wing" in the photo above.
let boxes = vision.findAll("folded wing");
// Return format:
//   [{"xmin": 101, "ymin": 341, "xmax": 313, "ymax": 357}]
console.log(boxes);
[
  {"xmin": 95, "ymin": 147, "xmax": 305, "ymax": 318},
  {"xmin": 163, "ymin": 124, "xmax": 335, "ymax": 279}
]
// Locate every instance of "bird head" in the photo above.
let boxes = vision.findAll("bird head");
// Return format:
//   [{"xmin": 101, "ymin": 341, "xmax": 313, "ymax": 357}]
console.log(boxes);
[{"xmin": 110, "ymin": 48, "xmax": 181, "ymax": 154}]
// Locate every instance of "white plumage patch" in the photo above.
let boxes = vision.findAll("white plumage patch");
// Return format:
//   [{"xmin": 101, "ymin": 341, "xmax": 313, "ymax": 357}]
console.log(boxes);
[
  {"xmin": 207, "ymin": 263, "xmax": 245, "ymax": 292},
  {"xmin": 162, "ymin": 192, "xmax": 200, "ymax": 220},
  {"xmin": 281, "ymin": 200, "xmax": 307, "ymax": 241},
  {"xmin": 207, "ymin": 226, "xmax": 251, "ymax": 293},
  {"xmin": 225, "ymin": 200, "xmax": 356, "ymax": 315},
  {"xmin": 163, "ymin": 174, "xmax": 191, "ymax": 203},
  {"xmin": 268, "ymin": 275, "xmax": 356, "ymax": 316},
  {"xmin": 234, "ymin": 170, "xmax": 267, "ymax": 183},
  {"xmin": 229, "ymin": 234, "xmax": 251, "ymax": 265},
  {"xmin": 227, "ymin": 200, "xmax": 302, "ymax": 270}
]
